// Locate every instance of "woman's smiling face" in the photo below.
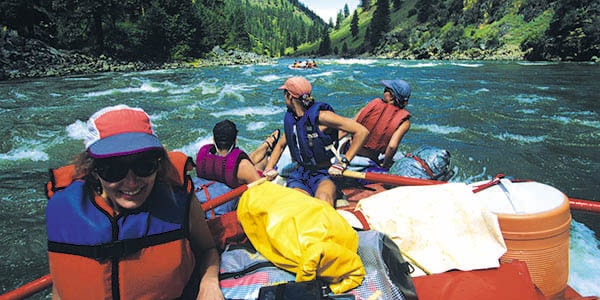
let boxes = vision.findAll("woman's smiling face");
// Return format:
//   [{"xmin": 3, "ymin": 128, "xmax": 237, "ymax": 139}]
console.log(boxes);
[{"xmin": 94, "ymin": 151, "xmax": 161, "ymax": 212}]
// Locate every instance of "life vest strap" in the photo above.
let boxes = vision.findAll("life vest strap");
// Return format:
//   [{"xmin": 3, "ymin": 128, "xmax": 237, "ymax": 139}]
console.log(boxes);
[
  {"xmin": 406, "ymin": 153, "xmax": 435, "ymax": 179},
  {"xmin": 46, "ymin": 151, "xmax": 194, "ymax": 199},
  {"xmin": 48, "ymin": 229, "xmax": 185, "ymax": 260},
  {"xmin": 196, "ymin": 181, "xmax": 218, "ymax": 219}
]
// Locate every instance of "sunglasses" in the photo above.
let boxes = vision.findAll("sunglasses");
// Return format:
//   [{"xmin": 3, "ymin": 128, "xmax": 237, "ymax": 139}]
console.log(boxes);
[
  {"xmin": 384, "ymin": 87, "xmax": 394, "ymax": 95},
  {"xmin": 95, "ymin": 157, "xmax": 160, "ymax": 183}
]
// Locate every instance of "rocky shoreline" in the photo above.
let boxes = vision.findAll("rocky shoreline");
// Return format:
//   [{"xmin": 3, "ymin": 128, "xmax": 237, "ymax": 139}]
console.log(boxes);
[
  {"xmin": 0, "ymin": 29, "xmax": 275, "ymax": 81},
  {"xmin": 3, "ymin": 28, "xmax": 596, "ymax": 81}
]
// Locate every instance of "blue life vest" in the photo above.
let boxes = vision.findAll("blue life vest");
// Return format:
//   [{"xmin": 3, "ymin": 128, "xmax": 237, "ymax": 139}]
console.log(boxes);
[
  {"xmin": 47, "ymin": 181, "xmax": 190, "ymax": 248},
  {"xmin": 284, "ymin": 102, "xmax": 337, "ymax": 168}
]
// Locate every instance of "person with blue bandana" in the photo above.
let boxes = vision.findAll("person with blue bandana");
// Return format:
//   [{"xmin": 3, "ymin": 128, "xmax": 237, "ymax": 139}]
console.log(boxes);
[{"xmin": 347, "ymin": 79, "xmax": 412, "ymax": 171}]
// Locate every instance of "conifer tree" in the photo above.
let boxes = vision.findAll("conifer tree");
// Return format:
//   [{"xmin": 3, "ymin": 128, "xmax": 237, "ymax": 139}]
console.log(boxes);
[
  {"xmin": 335, "ymin": 10, "xmax": 343, "ymax": 30},
  {"xmin": 368, "ymin": 0, "xmax": 390, "ymax": 49},
  {"xmin": 361, "ymin": 0, "xmax": 371, "ymax": 11},
  {"xmin": 318, "ymin": 27, "xmax": 331, "ymax": 55},
  {"xmin": 351, "ymin": 10, "xmax": 359, "ymax": 38}
]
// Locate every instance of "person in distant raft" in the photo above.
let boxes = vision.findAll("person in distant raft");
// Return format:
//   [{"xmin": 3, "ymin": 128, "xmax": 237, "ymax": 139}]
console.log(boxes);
[
  {"xmin": 45, "ymin": 104, "xmax": 223, "ymax": 300},
  {"xmin": 263, "ymin": 76, "xmax": 369, "ymax": 206},
  {"xmin": 346, "ymin": 79, "xmax": 412, "ymax": 172}
]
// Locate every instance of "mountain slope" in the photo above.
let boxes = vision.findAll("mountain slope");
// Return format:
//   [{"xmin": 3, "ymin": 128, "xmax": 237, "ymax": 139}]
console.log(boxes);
[{"xmin": 293, "ymin": 0, "xmax": 599, "ymax": 61}]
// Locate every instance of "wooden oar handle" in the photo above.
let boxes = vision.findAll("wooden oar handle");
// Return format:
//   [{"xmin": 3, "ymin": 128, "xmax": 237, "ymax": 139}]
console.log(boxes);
[
  {"xmin": 342, "ymin": 169, "xmax": 367, "ymax": 179},
  {"xmin": 343, "ymin": 170, "xmax": 442, "ymax": 186}
]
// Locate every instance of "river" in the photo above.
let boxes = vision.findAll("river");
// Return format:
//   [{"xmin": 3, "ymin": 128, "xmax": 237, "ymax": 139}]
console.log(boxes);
[{"xmin": 0, "ymin": 58, "xmax": 598, "ymax": 298}]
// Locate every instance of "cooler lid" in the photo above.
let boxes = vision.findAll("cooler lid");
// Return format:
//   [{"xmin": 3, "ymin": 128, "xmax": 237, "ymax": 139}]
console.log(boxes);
[{"xmin": 471, "ymin": 180, "xmax": 566, "ymax": 215}]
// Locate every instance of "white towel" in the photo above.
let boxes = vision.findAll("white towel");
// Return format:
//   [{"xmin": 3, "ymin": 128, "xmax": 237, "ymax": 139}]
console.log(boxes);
[{"xmin": 355, "ymin": 183, "xmax": 507, "ymax": 277}]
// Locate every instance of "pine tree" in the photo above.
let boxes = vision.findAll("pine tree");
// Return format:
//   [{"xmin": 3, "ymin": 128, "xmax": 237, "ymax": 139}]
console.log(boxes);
[
  {"xmin": 368, "ymin": 0, "xmax": 390, "ymax": 49},
  {"xmin": 350, "ymin": 10, "xmax": 359, "ymax": 38},
  {"xmin": 335, "ymin": 10, "xmax": 343, "ymax": 30},
  {"xmin": 318, "ymin": 27, "xmax": 331, "ymax": 55},
  {"xmin": 361, "ymin": 0, "xmax": 371, "ymax": 11}
]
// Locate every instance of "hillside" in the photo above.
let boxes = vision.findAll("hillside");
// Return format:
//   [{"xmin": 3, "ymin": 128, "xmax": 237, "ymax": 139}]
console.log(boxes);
[
  {"xmin": 295, "ymin": 0, "xmax": 600, "ymax": 61},
  {"xmin": 0, "ymin": 0, "xmax": 325, "ymax": 79},
  {"xmin": 1, "ymin": 0, "xmax": 598, "ymax": 80},
  {"xmin": 222, "ymin": 0, "xmax": 327, "ymax": 56},
  {"xmin": 0, "ymin": 0, "xmax": 325, "ymax": 62}
]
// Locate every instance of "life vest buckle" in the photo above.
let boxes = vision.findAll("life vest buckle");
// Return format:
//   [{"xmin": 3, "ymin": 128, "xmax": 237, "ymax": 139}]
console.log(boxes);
[{"xmin": 95, "ymin": 240, "xmax": 130, "ymax": 260}]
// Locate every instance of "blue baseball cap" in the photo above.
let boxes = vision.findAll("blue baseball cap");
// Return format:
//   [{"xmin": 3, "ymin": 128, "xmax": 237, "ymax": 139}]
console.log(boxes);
[{"xmin": 381, "ymin": 80, "xmax": 411, "ymax": 102}]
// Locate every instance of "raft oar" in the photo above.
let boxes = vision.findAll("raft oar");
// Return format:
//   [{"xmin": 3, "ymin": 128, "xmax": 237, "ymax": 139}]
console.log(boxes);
[
  {"xmin": 200, "ymin": 177, "xmax": 266, "ymax": 212},
  {"xmin": 569, "ymin": 197, "xmax": 600, "ymax": 214},
  {"xmin": 1, "ymin": 274, "xmax": 52, "ymax": 300},
  {"xmin": 0, "ymin": 178, "xmax": 267, "ymax": 300},
  {"xmin": 342, "ymin": 169, "xmax": 444, "ymax": 186},
  {"xmin": 342, "ymin": 170, "xmax": 600, "ymax": 214}
]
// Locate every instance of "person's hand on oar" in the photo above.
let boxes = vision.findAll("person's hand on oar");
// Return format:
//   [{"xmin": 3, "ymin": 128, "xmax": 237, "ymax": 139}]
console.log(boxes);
[{"xmin": 328, "ymin": 156, "xmax": 349, "ymax": 177}]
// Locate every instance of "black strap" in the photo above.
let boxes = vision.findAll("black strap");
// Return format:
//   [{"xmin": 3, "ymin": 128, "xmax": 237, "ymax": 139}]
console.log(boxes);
[
  {"xmin": 48, "ymin": 229, "xmax": 185, "ymax": 260},
  {"xmin": 219, "ymin": 261, "xmax": 276, "ymax": 280}
]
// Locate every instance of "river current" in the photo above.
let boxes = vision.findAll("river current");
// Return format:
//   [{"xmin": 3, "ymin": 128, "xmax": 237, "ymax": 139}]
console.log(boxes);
[{"xmin": 1, "ymin": 58, "xmax": 598, "ymax": 297}]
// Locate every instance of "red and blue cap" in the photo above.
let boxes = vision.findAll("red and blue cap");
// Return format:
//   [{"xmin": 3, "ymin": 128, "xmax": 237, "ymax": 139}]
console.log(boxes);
[{"xmin": 84, "ymin": 104, "xmax": 163, "ymax": 158}]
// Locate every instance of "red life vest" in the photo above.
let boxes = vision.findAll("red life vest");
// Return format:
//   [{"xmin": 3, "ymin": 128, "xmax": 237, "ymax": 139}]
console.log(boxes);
[
  {"xmin": 195, "ymin": 144, "xmax": 250, "ymax": 188},
  {"xmin": 356, "ymin": 98, "xmax": 411, "ymax": 154}
]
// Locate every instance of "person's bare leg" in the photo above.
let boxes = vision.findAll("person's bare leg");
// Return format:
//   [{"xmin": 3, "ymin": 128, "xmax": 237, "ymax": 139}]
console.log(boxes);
[
  {"xmin": 249, "ymin": 142, "xmax": 269, "ymax": 170},
  {"xmin": 314, "ymin": 179, "xmax": 337, "ymax": 207}
]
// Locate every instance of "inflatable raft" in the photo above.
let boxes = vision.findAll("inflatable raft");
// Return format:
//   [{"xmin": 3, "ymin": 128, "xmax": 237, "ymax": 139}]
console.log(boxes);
[{"xmin": 3, "ymin": 173, "xmax": 599, "ymax": 300}]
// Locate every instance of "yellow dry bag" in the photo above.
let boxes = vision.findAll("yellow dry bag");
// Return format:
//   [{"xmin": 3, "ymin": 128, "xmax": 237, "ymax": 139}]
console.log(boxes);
[{"xmin": 237, "ymin": 181, "xmax": 365, "ymax": 294}]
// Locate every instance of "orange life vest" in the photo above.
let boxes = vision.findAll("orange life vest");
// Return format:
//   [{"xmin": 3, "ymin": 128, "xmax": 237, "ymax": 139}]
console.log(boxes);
[
  {"xmin": 356, "ymin": 98, "xmax": 411, "ymax": 154},
  {"xmin": 47, "ymin": 182, "xmax": 196, "ymax": 300},
  {"xmin": 46, "ymin": 151, "xmax": 197, "ymax": 300}
]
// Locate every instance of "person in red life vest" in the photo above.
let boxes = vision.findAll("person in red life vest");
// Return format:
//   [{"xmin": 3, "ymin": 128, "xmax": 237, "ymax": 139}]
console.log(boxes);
[
  {"xmin": 46, "ymin": 104, "xmax": 223, "ymax": 300},
  {"xmin": 349, "ymin": 79, "xmax": 412, "ymax": 171},
  {"xmin": 263, "ymin": 76, "xmax": 369, "ymax": 206}
]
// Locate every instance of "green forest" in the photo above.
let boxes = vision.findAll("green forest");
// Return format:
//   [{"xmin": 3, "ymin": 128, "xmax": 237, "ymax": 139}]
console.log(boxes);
[
  {"xmin": 0, "ymin": 0, "xmax": 326, "ymax": 62},
  {"xmin": 1, "ymin": 0, "xmax": 599, "ymax": 62},
  {"xmin": 304, "ymin": 0, "xmax": 599, "ymax": 61}
]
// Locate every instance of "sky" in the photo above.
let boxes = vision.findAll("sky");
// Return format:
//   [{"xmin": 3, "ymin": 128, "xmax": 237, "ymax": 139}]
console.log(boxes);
[{"xmin": 300, "ymin": 0, "xmax": 360, "ymax": 23}]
